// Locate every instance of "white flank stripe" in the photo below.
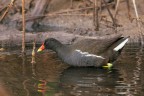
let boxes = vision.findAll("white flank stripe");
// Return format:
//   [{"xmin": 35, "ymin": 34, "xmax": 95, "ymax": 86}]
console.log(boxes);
[
  {"xmin": 114, "ymin": 38, "xmax": 129, "ymax": 51},
  {"xmin": 75, "ymin": 50, "xmax": 105, "ymax": 59}
]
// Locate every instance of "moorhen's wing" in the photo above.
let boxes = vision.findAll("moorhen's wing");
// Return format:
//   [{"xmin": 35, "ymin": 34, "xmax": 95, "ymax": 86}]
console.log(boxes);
[{"xmin": 71, "ymin": 34, "xmax": 122, "ymax": 55}]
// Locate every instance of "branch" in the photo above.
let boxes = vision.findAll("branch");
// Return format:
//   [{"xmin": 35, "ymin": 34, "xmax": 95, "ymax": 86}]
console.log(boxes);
[
  {"xmin": 22, "ymin": 0, "xmax": 26, "ymax": 53},
  {"xmin": 102, "ymin": 0, "xmax": 117, "ymax": 29},
  {"xmin": 0, "ymin": 0, "xmax": 16, "ymax": 22}
]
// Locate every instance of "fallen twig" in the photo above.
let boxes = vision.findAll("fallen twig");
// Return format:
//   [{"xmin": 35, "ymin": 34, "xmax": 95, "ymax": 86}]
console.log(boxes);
[
  {"xmin": 53, "ymin": 6, "xmax": 93, "ymax": 14},
  {"xmin": 0, "ymin": 0, "xmax": 16, "ymax": 22},
  {"xmin": 126, "ymin": 0, "xmax": 132, "ymax": 21},
  {"xmin": 102, "ymin": 0, "xmax": 117, "ymax": 30},
  {"xmin": 16, "ymin": 2, "xmax": 115, "ymax": 22},
  {"xmin": 114, "ymin": 0, "xmax": 120, "ymax": 19}
]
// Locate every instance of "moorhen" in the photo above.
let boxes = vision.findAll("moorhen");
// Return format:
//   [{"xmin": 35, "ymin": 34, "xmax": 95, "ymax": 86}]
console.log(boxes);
[{"xmin": 37, "ymin": 34, "xmax": 129, "ymax": 67}]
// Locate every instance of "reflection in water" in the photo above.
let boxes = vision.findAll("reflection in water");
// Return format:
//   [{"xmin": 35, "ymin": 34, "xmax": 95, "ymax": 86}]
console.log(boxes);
[
  {"xmin": 21, "ymin": 53, "xmax": 31, "ymax": 96},
  {"xmin": 31, "ymin": 41, "xmax": 36, "ymax": 77},
  {"xmin": 115, "ymin": 43, "xmax": 144, "ymax": 96},
  {"xmin": 0, "ymin": 50, "xmax": 67, "ymax": 96},
  {"xmin": 23, "ymin": 79, "xmax": 30, "ymax": 96},
  {"xmin": 37, "ymin": 80, "xmax": 47, "ymax": 94},
  {"xmin": 60, "ymin": 67, "xmax": 119, "ymax": 96},
  {"xmin": 0, "ymin": 43, "xmax": 143, "ymax": 96}
]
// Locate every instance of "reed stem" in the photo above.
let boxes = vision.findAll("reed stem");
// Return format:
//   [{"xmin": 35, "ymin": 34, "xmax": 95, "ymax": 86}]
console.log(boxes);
[
  {"xmin": 22, "ymin": 0, "xmax": 26, "ymax": 53},
  {"xmin": 93, "ymin": 0, "xmax": 99, "ymax": 31},
  {"xmin": 132, "ymin": 0, "xmax": 144, "ymax": 45}
]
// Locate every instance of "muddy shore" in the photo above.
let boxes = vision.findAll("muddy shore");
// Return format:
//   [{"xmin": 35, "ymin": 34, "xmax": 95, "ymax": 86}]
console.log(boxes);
[{"xmin": 0, "ymin": 0, "xmax": 144, "ymax": 47}]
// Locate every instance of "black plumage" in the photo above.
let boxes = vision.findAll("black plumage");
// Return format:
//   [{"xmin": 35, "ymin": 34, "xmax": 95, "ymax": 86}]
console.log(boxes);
[{"xmin": 39, "ymin": 34, "xmax": 129, "ymax": 67}]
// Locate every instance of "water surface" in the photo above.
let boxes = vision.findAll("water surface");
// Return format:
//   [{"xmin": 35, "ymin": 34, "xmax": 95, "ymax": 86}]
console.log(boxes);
[{"xmin": 0, "ymin": 43, "xmax": 144, "ymax": 96}]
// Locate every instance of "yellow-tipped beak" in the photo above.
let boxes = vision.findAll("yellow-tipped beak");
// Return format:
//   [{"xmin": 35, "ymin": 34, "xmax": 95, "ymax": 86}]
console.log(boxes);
[
  {"xmin": 37, "ymin": 43, "xmax": 45, "ymax": 52},
  {"xmin": 37, "ymin": 48, "xmax": 43, "ymax": 52}
]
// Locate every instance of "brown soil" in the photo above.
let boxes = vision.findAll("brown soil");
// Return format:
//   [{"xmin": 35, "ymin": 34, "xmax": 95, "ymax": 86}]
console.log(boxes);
[{"xmin": 0, "ymin": 0, "xmax": 144, "ymax": 47}]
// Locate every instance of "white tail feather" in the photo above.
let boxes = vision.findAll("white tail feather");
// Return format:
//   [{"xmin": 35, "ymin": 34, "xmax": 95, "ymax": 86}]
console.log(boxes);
[{"xmin": 114, "ymin": 38, "xmax": 129, "ymax": 51}]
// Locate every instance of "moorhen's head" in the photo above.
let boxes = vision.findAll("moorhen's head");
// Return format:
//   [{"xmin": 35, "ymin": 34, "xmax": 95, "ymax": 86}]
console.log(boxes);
[{"xmin": 37, "ymin": 38, "xmax": 63, "ymax": 52}]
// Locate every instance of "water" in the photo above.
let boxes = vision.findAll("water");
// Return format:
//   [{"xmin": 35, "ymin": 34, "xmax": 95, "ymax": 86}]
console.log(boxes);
[{"xmin": 0, "ymin": 43, "xmax": 144, "ymax": 96}]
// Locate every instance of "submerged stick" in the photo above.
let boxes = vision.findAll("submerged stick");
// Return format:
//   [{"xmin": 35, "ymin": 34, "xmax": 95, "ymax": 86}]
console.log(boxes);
[
  {"xmin": 22, "ymin": 0, "xmax": 26, "ymax": 53},
  {"xmin": 22, "ymin": 52, "xmax": 26, "ymax": 75},
  {"xmin": 32, "ymin": 41, "xmax": 36, "ymax": 57},
  {"xmin": 31, "ymin": 40, "xmax": 36, "ymax": 76},
  {"xmin": 31, "ymin": 40, "xmax": 36, "ymax": 64}
]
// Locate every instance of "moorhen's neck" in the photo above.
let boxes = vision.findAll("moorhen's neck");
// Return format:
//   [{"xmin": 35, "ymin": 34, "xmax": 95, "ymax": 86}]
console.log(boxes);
[{"xmin": 45, "ymin": 39, "xmax": 65, "ymax": 53}]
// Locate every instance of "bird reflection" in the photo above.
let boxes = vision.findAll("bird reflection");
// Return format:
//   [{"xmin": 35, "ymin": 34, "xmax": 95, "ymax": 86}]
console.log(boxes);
[{"xmin": 59, "ymin": 67, "xmax": 120, "ymax": 96}]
